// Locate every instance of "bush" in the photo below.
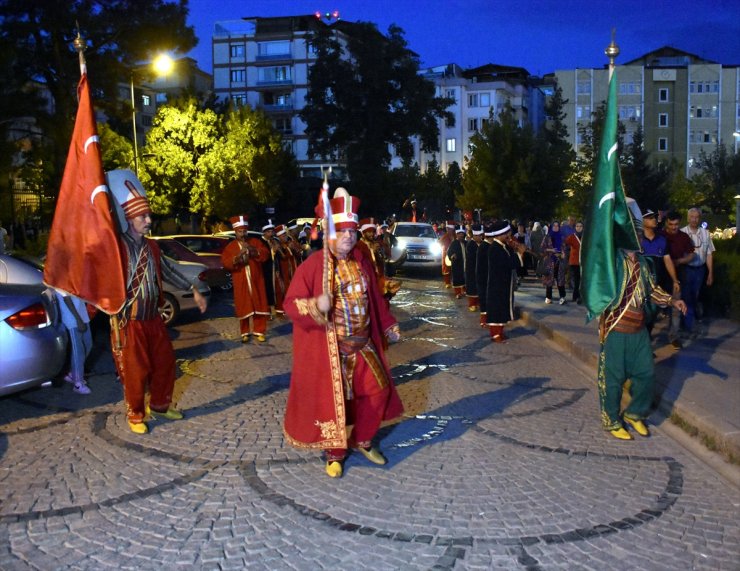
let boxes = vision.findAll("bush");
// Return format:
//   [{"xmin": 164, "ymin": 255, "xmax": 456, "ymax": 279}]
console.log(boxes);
[{"xmin": 703, "ymin": 235, "xmax": 740, "ymax": 321}]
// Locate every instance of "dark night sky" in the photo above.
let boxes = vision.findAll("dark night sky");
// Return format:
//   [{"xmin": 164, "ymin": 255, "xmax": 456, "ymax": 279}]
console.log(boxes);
[{"xmin": 185, "ymin": 0, "xmax": 740, "ymax": 75}]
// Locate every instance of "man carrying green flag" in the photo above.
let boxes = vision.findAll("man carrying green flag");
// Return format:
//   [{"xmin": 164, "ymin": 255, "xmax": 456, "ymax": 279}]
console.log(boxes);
[{"xmin": 581, "ymin": 47, "xmax": 686, "ymax": 440}]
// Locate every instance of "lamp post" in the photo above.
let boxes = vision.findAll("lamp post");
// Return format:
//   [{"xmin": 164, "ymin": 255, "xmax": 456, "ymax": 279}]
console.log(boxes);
[{"xmin": 130, "ymin": 54, "xmax": 174, "ymax": 175}]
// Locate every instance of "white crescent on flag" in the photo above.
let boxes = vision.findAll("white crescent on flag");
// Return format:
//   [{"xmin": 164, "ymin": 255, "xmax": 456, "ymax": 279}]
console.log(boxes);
[
  {"xmin": 90, "ymin": 184, "xmax": 107, "ymax": 204},
  {"xmin": 599, "ymin": 192, "xmax": 615, "ymax": 209}
]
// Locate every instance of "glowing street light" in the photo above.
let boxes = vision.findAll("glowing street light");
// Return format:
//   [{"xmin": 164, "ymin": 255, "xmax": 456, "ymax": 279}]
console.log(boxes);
[{"xmin": 130, "ymin": 54, "xmax": 175, "ymax": 175}]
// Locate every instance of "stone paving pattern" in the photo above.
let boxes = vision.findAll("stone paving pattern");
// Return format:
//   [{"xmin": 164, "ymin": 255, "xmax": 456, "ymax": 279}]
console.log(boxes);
[{"xmin": 0, "ymin": 274, "xmax": 738, "ymax": 570}]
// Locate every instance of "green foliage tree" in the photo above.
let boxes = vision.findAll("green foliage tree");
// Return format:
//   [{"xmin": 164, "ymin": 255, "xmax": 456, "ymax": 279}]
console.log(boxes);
[
  {"xmin": 621, "ymin": 124, "xmax": 670, "ymax": 211},
  {"xmin": 300, "ymin": 22, "xmax": 453, "ymax": 203},
  {"xmin": 0, "ymin": 0, "xmax": 196, "ymax": 207},
  {"xmin": 416, "ymin": 157, "xmax": 451, "ymax": 221},
  {"xmin": 693, "ymin": 143, "xmax": 740, "ymax": 213},
  {"xmin": 97, "ymin": 122, "xmax": 134, "ymax": 172},
  {"xmin": 141, "ymin": 99, "xmax": 296, "ymax": 223}
]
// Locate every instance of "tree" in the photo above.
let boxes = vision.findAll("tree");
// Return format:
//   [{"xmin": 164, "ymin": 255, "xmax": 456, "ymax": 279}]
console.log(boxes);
[
  {"xmin": 621, "ymin": 124, "xmax": 670, "ymax": 211},
  {"xmin": 0, "ymin": 0, "xmax": 196, "ymax": 207},
  {"xmin": 140, "ymin": 99, "xmax": 296, "ymax": 223},
  {"xmin": 300, "ymin": 22, "xmax": 453, "ymax": 203},
  {"xmin": 693, "ymin": 143, "xmax": 740, "ymax": 213},
  {"xmin": 97, "ymin": 122, "xmax": 134, "ymax": 172}
]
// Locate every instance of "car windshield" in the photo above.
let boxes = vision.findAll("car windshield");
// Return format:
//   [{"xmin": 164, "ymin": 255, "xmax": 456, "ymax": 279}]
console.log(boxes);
[{"xmin": 394, "ymin": 225, "xmax": 436, "ymax": 239}]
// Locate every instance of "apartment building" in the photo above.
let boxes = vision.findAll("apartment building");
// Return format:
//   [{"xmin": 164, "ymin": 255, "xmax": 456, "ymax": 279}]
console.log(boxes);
[
  {"xmin": 554, "ymin": 46, "xmax": 740, "ymax": 176},
  {"xmin": 414, "ymin": 63, "xmax": 545, "ymax": 174}
]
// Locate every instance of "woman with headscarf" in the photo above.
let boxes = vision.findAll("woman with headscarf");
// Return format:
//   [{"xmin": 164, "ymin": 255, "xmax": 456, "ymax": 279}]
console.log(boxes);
[{"xmin": 540, "ymin": 220, "xmax": 567, "ymax": 304}]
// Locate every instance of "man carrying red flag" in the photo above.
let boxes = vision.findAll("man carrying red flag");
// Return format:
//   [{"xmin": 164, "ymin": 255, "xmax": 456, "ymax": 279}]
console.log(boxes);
[{"xmin": 283, "ymin": 188, "xmax": 404, "ymax": 478}]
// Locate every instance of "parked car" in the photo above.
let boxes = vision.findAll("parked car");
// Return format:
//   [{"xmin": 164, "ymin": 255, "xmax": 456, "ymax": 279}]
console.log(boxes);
[
  {"xmin": 160, "ymin": 256, "xmax": 211, "ymax": 326},
  {"xmin": 149, "ymin": 236, "xmax": 231, "ymax": 291},
  {"xmin": 390, "ymin": 222, "xmax": 443, "ymax": 269},
  {"xmin": 0, "ymin": 254, "xmax": 67, "ymax": 396},
  {"xmin": 167, "ymin": 234, "xmax": 231, "ymax": 255}
]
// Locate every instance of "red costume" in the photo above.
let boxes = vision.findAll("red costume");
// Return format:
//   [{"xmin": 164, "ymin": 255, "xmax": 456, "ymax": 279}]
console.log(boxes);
[
  {"xmin": 221, "ymin": 227, "xmax": 270, "ymax": 336},
  {"xmin": 283, "ymin": 248, "xmax": 404, "ymax": 453},
  {"xmin": 439, "ymin": 223, "xmax": 455, "ymax": 287},
  {"xmin": 273, "ymin": 225, "xmax": 298, "ymax": 314}
]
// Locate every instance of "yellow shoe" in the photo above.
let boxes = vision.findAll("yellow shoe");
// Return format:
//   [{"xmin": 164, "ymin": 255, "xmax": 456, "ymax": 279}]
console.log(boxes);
[
  {"xmin": 609, "ymin": 427, "xmax": 633, "ymax": 440},
  {"xmin": 254, "ymin": 334, "xmax": 266, "ymax": 343},
  {"xmin": 625, "ymin": 417, "xmax": 650, "ymax": 437},
  {"xmin": 128, "ymin": 421, "xmax": 148, "ymax": 434},
  {"xmin": 146, "ymin": 406, "xmax": 184, "ymax": 421},
  {"xmin": 325, "ymin": 461, "xmax": 343, "ymax": 478},
  {"xmin": 358, "ymin": 446, "xmax": 387, "ymax": 465}
]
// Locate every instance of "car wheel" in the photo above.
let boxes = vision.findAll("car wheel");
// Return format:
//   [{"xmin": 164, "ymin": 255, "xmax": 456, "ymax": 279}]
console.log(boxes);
[{"xmin": 160, "ymin": 293, "xmax": 180, "ymax": 326}]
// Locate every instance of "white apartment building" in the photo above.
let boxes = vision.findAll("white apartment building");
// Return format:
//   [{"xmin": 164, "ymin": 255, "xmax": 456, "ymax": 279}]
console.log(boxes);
[
  {"xmin": 554, "ymin": 46, "xmax": 740, "ymax": 177},
  {"xmin": 413, "ymin": 63, "xmax": 545, "ymax": 174}
]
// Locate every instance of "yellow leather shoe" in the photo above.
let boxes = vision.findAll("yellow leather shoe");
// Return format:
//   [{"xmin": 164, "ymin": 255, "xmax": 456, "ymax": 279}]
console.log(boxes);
[
  {"xmin": 609, "ymin": 427, "xmax": 633, "ymax": 440},
  {"xmin": 625, "ymin": 417, "xmax": 650, "ymax": 437},
  {"xmin": 128, "ymin": 421, "xmax": 148, "ymax": 434},
  {"xmin": 325, "ymin": 461, "xmax": 343, "ymax": 478},
  {"xmin": 358, "ymin": 447, "xmax": 387, "ymax": 465},
  {"xmin": 146, "ymin": 406, "xmax": 184, "ymax": 421},
  {"xmin": 254, "ymin": 334, "xmax": 266, "ymax": 343}
]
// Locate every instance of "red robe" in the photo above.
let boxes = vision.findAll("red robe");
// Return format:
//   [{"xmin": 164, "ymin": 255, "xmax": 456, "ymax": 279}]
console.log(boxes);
[
  {"xmin": 275, "ymin": 242, "xmax": 298, "ymax": 313},
  {"xmin": 283, "ymin": 248, "xmax": 404, "ymax": 449},
  {"xmin": 439, "ymin": 232, "xmax": 454, "ymax": 276},
  {"xmin": 221, "ymin": 237, "xmax": 270, "ymax": 319}
]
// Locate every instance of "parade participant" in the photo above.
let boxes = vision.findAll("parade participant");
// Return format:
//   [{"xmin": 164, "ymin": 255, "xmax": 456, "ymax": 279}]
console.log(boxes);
[
  {"xmin": 260, "ymin": 220, "xmax": 278, "ymax": 317},
  {"xmin": 598, "ymin": 248, "xmax": 686, "ymax": 440},
  {"xmin": 357, "ymin": 218, "xmax": 385, "ymax": 283},
  {"xmin": 465, "ymin": 224, "xmax": 483, "ymax": 311},
  {"xmin": 273, "ymin": 224, "xmax": 298, "ymax": 315},
  {"xmin": 286, "ymin": 222, "xmax": 305, "ymax": 265},
  {"xmin": 283, "ymin": 188, "xmax": 404, "ymax": 478},
  {"xmin": 107, "ymin": 170, "xmax": 207, "ymax": 434},
  {"xmin": 221, "ymin": 215, "xmax": 270, "ymax": 343},
  {"xmin": 476, "ymin": 225, "xmax": 495, "ymax": 327},
  {"xmin": 447, "ymin": 225, "xmax": 467, "ymax": 298},
  {"xmin": 439, "ymin": 221, "xmax": 455, "ymax": 288},
  {"xmin": 485, "ymin": 221, "xmax": 524, "ymax": 343}
]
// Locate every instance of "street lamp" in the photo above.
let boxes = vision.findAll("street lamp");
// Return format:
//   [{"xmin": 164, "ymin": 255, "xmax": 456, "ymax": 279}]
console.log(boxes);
[{"xmin": 130, "ymin": 54, "xmax": 174, "ymax": 175}]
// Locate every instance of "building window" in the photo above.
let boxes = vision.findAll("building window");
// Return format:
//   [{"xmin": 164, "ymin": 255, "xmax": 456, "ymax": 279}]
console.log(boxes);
[
  {"xmin": 576, "ymin": 105, "xmax": 591, "ymax": 120},
  {"xmin": 230, "ymin": 68, "xmax": 246, "ymax": 83},
  {"xmin": 155, "ymin": 92, "xmax": 167, "ymax": 103},
  {"xmin": 619, "ymin": 81, "xmax": 641, "ymax": 95},
  {"xmin": 446, "ymin": 138, "xmax": 456, "ymax": 152},
  {"xmin": 618, "ymin": 105, "xmax": 641, "ymax": 121},
  {"xmin": 576, "ymin": 80, "xmax": 590, "ymax": 95},
  {"xmin": 658, "ymin": 113, "xmax": 668, "ymax": 127},
  {"xmin": 480, "ymin": 93, "xmax": 491, "ymax": 107},
  {"xmin": 468, "ymin": 118, "xmax": 478, "ymax": 131},
  {"xmin": 142, "ymin": 115, "xmax": 153, "ymax": 127},
  {"xmin": 257, "ymin": 40, "xmax": 290, "ymax": 59},
  {"xmin": 232, "ymin": 93, "xmax": 247, "ymax": 106},
  {"xmin": 658, "ymin": 138, "xmax": 668, "ymax": 151},
  {"xmin": 659, "ymin": 88, "xmax": 669, "ymax": 102},
  {"xmin": 446, "ymin": 88, "xmax": 456, "ymax": 101},
  {"xmin": 141, "ymin": 94, "xmax": 151, "ymax": 107},
  {"xmin": 468, "ymin": 93, "xmax": 478, "ymax": 107},
  {"xmin": 230, "ymin": 44, "xmax": 245, "ymax": 58},
  {"xmin": 274, "ymin": 117, "xmax": 292, "ymax": 133},
  {"xmin": 258, "ymin": 66, "xmax": 291, "ymax": 84}
]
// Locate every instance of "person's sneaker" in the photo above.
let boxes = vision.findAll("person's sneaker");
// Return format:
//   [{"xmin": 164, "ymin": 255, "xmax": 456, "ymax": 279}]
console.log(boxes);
[
  {"xmin": 545, "ymin": 298, "xmax": 552, "ymax": 304},
  {"xmin": 73, "ymin": 381, "xmax": 91, "ymax": 395},
  {"xmin": 671, "ymin": 338, "xmax": 683, "ymax": 350},
  {"xmin": 64, "ymin": 373, "xmax": 74, "ymax": 384},
  {"xmin": 559, "ymin": 298, "xmax": 566, "ymax": 305}
]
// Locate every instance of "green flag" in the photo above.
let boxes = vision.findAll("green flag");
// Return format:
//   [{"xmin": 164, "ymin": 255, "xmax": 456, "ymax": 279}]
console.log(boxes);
[{"xmin": 581, "ymin": 68, "xmax": 640, "ymax": 322}]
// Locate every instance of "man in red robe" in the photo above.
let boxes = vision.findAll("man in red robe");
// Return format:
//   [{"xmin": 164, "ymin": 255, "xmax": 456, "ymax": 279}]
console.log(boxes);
[
  {"xmin": 273, "ymin": 224, "xmax": 298, "ymax": 315},
  {"xmin": 221, "ymin": 216, "xmax": 270, "ymax": 342},
  {"xmin": 283, "ymin": 188, "xmax": 404, "ymax": 478},
  {"xmin": 439, "ymin": 221, "xmax": 455, "ymax": 288}
]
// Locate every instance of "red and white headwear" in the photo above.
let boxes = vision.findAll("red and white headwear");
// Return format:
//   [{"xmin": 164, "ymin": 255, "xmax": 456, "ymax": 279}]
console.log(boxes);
[
  {"xmin": 329, "ymin": 188, "xmax": 360, "ymax": 230},
  {"xmin": 359, "ymin": 217, "xmax": 376, "ymax": 232},
  {"xmin": 274, "ymin": 224, "xmax": 287, "ymax": 236},
  {"xmin": 262, "ymin": 219, "xmax": 275, "ymax": 232},
  {"xmin": 230, "ymin": 215, "xmax": 249, "ymax": 229},
  {"xmin": 106, "ymin": 169, "xmax": 151, "ymax": 220}
]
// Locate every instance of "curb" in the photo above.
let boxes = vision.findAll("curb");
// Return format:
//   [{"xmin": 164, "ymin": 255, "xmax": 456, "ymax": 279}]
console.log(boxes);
[{"xmin": 518, "ymin": 308, "xmax": 740, "ymax": 469}]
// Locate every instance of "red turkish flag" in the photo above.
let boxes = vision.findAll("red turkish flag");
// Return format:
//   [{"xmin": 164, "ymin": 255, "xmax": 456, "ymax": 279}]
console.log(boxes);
[{"xmin": 44, "ymin": 73, "xmax": 126, "ymax": 315}]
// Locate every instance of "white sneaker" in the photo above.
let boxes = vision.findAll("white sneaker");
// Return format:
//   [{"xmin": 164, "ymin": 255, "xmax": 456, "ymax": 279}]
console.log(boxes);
[
  {"xmin": 545, "ymin": 298, "xmax": 552, "ymax": 304},
  {"xmin": 73, "ymin": 381, "xmax": 91, "ymax": 395},
  {"xmin": 559, "ymin": 298, "xmax": 566, "ymax": 305},
  {"xmin": 64, "ymin": 373, "xmax": 74, "ymax": 384}
]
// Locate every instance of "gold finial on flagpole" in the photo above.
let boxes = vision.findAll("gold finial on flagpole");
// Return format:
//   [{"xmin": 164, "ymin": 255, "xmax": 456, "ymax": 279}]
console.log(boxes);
[
  {"xmin": 73, "ymin": 23, "xmax": 87, "ymax": 74},
  {"xmin": 605, "ymin": 28, "xmax": 619, "ymax": 68}
]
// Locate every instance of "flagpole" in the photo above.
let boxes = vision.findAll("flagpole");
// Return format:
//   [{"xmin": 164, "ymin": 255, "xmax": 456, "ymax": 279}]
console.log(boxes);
[{"xmin": 605, "ymin": 28, "xmax": 619, "ymax": 79}]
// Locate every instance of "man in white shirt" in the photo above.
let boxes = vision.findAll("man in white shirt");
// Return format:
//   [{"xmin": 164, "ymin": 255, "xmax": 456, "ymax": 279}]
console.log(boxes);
[{"xmin": 681, "ymin": 208, "xmax": 715, "ymax": 335}]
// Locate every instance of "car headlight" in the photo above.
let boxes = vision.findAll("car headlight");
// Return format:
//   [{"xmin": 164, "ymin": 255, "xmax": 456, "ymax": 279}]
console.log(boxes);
[
  {"xmin": 429, "ymin": 242, "xmax": 442, "ymax": 256},
  {"xmin": 395, "ymin": 238, "xmax": 408, "ymax": 250}
]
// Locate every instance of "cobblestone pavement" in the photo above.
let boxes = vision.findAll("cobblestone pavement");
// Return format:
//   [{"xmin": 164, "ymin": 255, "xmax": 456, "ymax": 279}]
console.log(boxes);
[{"xmin": 1, "ymin": 274, "xmax": 738, "ymax": 570}]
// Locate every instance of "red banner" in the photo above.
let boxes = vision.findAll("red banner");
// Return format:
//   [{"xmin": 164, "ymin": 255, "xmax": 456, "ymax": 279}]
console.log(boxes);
[{"xmin": 44, "ymin": 74, "xmax": 126, "ymax": 315}]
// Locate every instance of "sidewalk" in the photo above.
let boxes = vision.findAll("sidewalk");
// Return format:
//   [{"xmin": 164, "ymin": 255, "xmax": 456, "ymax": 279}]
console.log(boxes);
[{"xmin": 512, "ymin": 276, "xmax": 740, "ymax": 466}]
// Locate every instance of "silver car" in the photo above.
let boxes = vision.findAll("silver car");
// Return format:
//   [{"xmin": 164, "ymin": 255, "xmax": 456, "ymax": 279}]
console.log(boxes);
[
  {"xmin": 390, "ymin": 222, "xmax": 443, "ymax": 269},
  {"xmin": 0, "ymin": 255, "xmax": 67, "ymax": 396},
  {"xmin": 160, "ymin": 257, "xmax": 210, "ymax": 326}
]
